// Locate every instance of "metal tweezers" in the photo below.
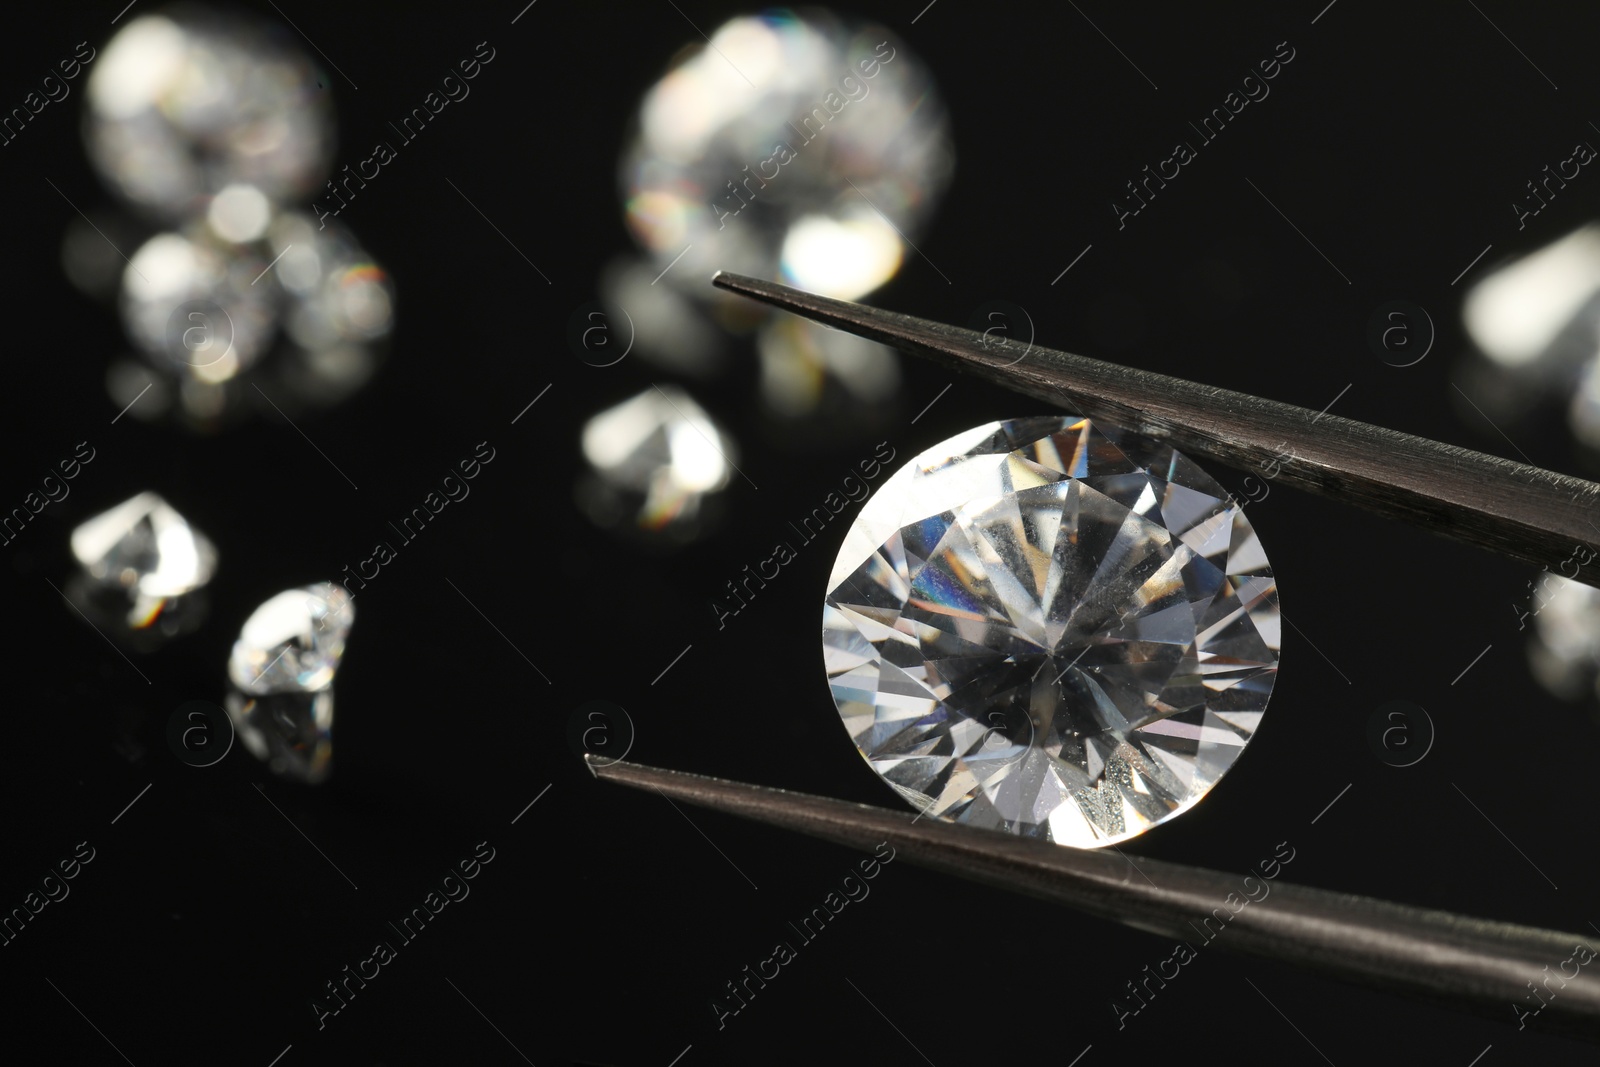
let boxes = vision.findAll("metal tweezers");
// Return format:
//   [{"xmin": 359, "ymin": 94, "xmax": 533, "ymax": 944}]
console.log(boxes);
[{"xmin": 588, "ymin": 272, "xmax": 1600, "ymax": 1041}]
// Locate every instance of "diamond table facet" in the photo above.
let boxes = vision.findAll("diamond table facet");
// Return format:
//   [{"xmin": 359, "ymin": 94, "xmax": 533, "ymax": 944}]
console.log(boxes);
[{"xmin": 823, "ymin": 416, "xmax": 1280, "ymax": 848}]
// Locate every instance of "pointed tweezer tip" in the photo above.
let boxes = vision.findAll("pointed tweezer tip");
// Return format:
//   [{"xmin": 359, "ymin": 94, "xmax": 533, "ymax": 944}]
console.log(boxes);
[
  {"xmin": 710, "ymin": 271, "xmax": 858, "ymax": 321},
  {"xmin": 711, "ymin": 270, "xmax": 791, "ymax": 306},
  {"xmin": 710, "ymin": 271, "xmax": 967, "ymax": 362}
]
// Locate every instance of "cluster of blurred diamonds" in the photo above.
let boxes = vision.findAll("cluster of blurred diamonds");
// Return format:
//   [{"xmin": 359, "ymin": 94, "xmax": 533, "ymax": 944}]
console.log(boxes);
[
  {"xmin": 1459, "ymin": 226, "xmax": 1600, "ymax": 707},
  {"xmin": 578, "ymin": 10, "xmax": 952, "ymax": 542},
  {"xmin": 66, "ymin": 7, "xmax": 393, "ymax": 429}
]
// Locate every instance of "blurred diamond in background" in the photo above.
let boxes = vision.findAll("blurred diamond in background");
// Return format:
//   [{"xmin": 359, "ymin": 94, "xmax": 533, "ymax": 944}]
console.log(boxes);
[
  {"xmin": 123, "ymin": 227, "xmax": 278, "ymax": 383},
  {"xmin": 70, "ymin": 6, "xmax": 391, "ymax": 429},
  {"xmin": 1457, "ymin": 224, "xmax": 1600, "ymax": 443},
  {"xmin": 612, "ymin": 8, "xmax": 953, "ymax": 419},
  {"xmin": 1458, "ymin": 224, "xmax": 1600, "ymax": 708},
  {"xmin": 85, "ymin": 10, "xmax": 333, "ymax": 220},
  {"xmin": 1528, "ymin": 574, "xmax": 1600, "ymax": 702},
  {"xmin": 71, "ymin": 491, "xmax": 216, "ymax": 599},
  {"xmin": 578, "ymin": 386, "xmax": 736, "ymax": 543},
  {"xmin": 229, "ymin": 583, "xmax": 355, "ymax": 696},
  {"xmin": 68, "ymin": 491, "xmax": 216, "ymax": 642}
]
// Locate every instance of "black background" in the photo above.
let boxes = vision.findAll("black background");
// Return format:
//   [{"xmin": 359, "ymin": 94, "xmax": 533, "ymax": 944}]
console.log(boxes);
[{"xmin": 2, "ymin": 1, "xmax": 1598, "ymax": 1064}]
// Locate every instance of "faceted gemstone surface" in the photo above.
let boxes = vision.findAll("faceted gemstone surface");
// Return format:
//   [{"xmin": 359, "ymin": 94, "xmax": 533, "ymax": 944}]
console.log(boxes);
[
  {"xmin": 228, "ymin": 584, "xmax": 353, "ymax": 695},
  {"xmin": 71, "ymin": 492, "xmax": 217, "ymax": 598},
  {"xmin": 822, "ymin": 417, "xmax": 1279, "ymax": 848}
]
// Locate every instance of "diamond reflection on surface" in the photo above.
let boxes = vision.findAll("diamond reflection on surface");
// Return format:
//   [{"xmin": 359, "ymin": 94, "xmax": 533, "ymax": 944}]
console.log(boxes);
[
  {"xmin": 229, "ymin": 583, "xmax": 353, "ymax": 695},
  {"xmin": 65, "ymin": 572, "xmax": 210, "ymax": 646},
  {"xmin": 823, "ymin": 416, "xmax": 1280, "ymax": 848},
  {"xmin": 226, "ymin": 688, "xmax": 333, "ymax": 784}
]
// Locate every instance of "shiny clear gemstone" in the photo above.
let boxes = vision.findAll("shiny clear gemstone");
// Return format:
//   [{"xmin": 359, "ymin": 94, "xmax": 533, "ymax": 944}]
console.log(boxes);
[
  {"xmin": 64, "ymin": 569, "xmax": 210, "ymax": 643},
  {"xmin": 823, "ymin": 416, "xmax": 1280, "ymax": 848},
  {"xmin": 123, "ymin": 228, "xmax": 279, "ymax": 382},
  {"xmin": 1463, "ymin": 224, "xmax": 1600, "ymax": 372},
  {"xmin": 85, "ymin": 12, "xmax": 334, "ymax": 220},
  {"xmin": 114, "ymin": 211, "xmax": 392, "ymax": 416},
  {"xmin": 578, "ymin": 386, "xmax": 735, "ymax": 537},
  {"xmin": 622, "ymin": 12, "xmax": 951, "ymax": 299},
  {"xmin": 229, "ymin": 583, "xmax": 353, "ymax": 695},
  {"xmin": 614, "ymin": 11, "xmax": 951, "ymax": 415},
  {"xmin": 1528, "ymin": 574, "xmax": 1600, "ymax": 700},
  {"xmin": 1458, "ymin": 224, "xmax": 1600, "ymax": 448},
  {"xmin": 71, "ymin": 492, "xmax": 216, "ymax": 597},
  {"xmin": 267, "ymin": 213, "xmax": 396, "ymax": 346},
  {"xmin": 83, "ymin": 10, "xmax": 391, "ymax": 422}
]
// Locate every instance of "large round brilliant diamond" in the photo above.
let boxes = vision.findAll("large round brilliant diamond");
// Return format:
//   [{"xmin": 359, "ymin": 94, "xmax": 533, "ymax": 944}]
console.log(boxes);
[{"xmin": 822, "ymin": 416, "xmax": 1280, "ymax": 848}]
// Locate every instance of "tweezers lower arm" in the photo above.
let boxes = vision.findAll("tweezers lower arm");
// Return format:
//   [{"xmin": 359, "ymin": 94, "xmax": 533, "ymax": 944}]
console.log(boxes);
[{"xmin": 593, "ymin": 756, "xmax": 1600, "ymax": 1041}]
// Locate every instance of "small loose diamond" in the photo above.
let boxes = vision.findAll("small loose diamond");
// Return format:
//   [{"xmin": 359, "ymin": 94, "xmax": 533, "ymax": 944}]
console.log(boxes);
[
  {"xmin": 72, "ymin": 492, "xmax": 217, "ymax": 598},
  {"xmin": 229, "ymin": 583, "xmax": 353, "ymax": 695},
  {"xmin": 621, "ymin": 13, "xmax": 951, "ymax": 303},
  {"xmin": 578, "ymin": 386, "xmax": 735, "ymax": 538},
  {"xmin": 823, "ymin": 416, "xmax": 1279, "ymax": 848},
  {"xmin": 1527, "ymin": 574, "xmax": 1600, "ymax": 700},
  {"xmin": 69, "ymin": 492, "xmax": 215, "ymax": 634},
  {"xmin": 612, "ymin": 11, "xmax": 951, "ymax": 416},
  {"xmin": 85, "ymin": 12, "xmax": 333, "ymax": 219},
  {"xmin": 122, "ymin": 228, "xmax": 279, "ymax": 383}
]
